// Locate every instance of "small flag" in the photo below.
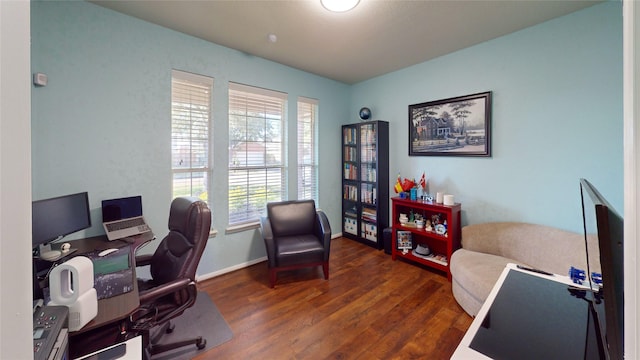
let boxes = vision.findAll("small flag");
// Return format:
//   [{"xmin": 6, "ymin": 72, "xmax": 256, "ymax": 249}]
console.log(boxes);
[
  {"xmin": 394, "ymin": 175, "xmax": 404, "ymax": 193},
  {"xmin": 419, "ymin": 172, "xmax": 426, "ymax": 190}
]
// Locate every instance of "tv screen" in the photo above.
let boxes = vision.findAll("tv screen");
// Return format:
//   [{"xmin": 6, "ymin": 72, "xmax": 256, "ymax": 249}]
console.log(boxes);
[
  {"xmin": 32, "ymin": 191, "xmax": 91, "ymax": 247},
  {"xmin": 580, "ymin": 179, "xmax": 624, "ymax": 360}
]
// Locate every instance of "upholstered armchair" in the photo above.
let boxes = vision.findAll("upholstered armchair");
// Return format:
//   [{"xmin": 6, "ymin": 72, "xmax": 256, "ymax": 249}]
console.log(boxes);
[
  {"xmin": 260, "ymin": 200, "xmax": 332, "ymax": 288},
  {"xmin": 129, "ymin": 197, "xmax": 211, "ymax": 359}
]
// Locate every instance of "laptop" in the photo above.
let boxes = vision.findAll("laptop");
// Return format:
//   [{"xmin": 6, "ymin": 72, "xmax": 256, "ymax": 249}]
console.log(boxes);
[{"xmin": 101, "ymin": 195, "xmax": 151, "ymax": 241}]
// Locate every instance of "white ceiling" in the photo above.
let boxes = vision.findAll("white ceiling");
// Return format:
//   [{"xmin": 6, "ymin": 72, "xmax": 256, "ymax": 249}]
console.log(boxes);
[{"xmin": 91, "ymin": 0, "xmax": 601, "ymax": 84}]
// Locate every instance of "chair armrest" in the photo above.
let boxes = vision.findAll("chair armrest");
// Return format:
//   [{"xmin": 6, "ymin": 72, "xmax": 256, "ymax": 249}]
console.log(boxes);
[
  {"xmin": 138, "ymin": 278, "xmax": 192, "ymax": 304},
  {"xmin": 260, "ymin": 216, "xmax": 277, "ymax": 267},
  {"xmin": 315, "ymin": 210, "xmax": 332, "ymax": 259},
  {"xmin": 135, "ymin": 253, "xmax": 154, "ymax": 267}
]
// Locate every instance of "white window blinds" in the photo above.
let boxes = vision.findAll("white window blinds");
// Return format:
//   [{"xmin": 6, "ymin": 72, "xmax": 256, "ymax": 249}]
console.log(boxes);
[
  {"xmin": 228, "ymin": 82, "xmax": 287, "ymax": 225},
  {"xmin": 171, "ymin": 70, "xmax": 213, "ymax": 203},
  {"xmin": 297, "ymin": 97, "xmax": 318, "ymax": 202}
]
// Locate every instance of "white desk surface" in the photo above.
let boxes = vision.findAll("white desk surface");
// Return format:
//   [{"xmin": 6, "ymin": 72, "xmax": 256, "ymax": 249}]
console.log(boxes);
[
  {"xmin": 450, "ymin": 263, "xmax": 591, "ymax": 360},
  {"xmin": 74, "ymin": 335, "xmax": 142, "ymax": 360}
]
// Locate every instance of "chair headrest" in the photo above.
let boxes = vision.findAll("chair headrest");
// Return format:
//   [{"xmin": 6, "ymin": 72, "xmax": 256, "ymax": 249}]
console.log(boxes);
[{"xmin": 168, "ymin": 197, "xmax": 211, "ymax": 239}]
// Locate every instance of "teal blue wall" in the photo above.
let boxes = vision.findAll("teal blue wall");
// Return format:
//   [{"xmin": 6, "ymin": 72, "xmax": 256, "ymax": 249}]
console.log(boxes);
[
  {"xmin": 30, "ymin": 1, "xmax": 348, "ymax": 275},
  {"xmin": 31, "ymin": 1, "xmax": 622, "ymax": 276},
  {"xmin": 351, "ymin": 1, "xmax": 622, "ymax": 233}
]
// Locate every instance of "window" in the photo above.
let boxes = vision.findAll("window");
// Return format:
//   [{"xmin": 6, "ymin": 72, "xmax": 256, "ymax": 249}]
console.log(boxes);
[
  {"xmin": 171, "ymin": 70, "xmax": 213, "ymax": 203},
  {"xmin": 228, "ymin": 83, "xmax": 287, "ymax": 225},
  {"xmin": 297, "ymin": 98, "xmax": 318, "ymax": 202}
]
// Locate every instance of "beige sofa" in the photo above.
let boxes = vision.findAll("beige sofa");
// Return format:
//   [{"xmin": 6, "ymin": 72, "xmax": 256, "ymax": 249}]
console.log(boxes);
[{"xmin": 450, "ymin": 222, "xmax": 600, "ymax": 316}]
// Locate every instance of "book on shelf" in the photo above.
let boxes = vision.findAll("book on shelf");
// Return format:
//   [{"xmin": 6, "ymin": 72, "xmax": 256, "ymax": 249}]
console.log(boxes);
[
  {"xmin": 344, "ymin": 163, "xmax": 357, "ymax": 180},
  {"xmin": 344, "ymin": 147, "xmax": 356, "ymax": 162},
  {"xmin": 361, "ymin": 207, "xmax": 377, "ymax": 222},
  {"xmin": 343, "ymin": 127, "xmax": 356, "ymax": 145},
  {"xmin": 343, "ymin": 185, "xmax": 357, "ymax": 201}
]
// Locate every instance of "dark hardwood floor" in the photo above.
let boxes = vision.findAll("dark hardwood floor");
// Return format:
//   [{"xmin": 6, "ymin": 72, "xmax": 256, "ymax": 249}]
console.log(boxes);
[{"xmin": 195, "ymin": 237, "xmax": 473, "ymax": 359}]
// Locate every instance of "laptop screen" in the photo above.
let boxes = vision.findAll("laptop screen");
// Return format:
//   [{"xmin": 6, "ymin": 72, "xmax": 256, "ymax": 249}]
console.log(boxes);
[{"xmin": 102, "ymin": 196, "xmax": 143, "ymax": 222}]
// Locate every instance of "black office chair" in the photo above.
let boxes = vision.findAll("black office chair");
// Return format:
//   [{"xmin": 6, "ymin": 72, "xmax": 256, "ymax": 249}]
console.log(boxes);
[
  {"xmin": 128, "ymin": 197, "xmax": 211, "ymax": 359},
  {"xmin": 260, "ymin": 199, "xmax": 332, "ymax": 288}
]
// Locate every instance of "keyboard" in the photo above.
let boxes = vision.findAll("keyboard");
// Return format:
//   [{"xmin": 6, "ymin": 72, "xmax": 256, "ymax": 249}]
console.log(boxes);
[{"xmin": 106, "ymin": 217, "xmax": 147, "ymax": 232}]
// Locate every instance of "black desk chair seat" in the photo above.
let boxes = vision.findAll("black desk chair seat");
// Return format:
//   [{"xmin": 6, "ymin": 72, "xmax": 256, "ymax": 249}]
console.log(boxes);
[{"xmin": 128, "ymin": 197, "xmax": 211, "ymax": 359}]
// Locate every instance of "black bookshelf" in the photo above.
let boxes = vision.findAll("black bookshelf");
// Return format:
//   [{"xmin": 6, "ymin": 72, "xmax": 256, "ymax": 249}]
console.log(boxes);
[{"xmin": 341, "ymin": 120, "xmax": 389, "ymax": 249}]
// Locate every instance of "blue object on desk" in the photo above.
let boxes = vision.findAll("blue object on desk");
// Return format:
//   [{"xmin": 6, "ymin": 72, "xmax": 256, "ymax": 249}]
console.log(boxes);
[{"xmin": 410, "ymin": 188, "xmax": 417, "ymax": 200}]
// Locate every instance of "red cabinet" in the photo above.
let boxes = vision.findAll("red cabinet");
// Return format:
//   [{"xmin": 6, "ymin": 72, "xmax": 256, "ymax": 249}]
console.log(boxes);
[{"xmin": 391, "ymin": 197, "xmax": 461, "ymax": 280}]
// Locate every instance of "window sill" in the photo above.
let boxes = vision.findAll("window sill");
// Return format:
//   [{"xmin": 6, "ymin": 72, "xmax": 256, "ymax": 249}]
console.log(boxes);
[{"xmin": 225, "ymin": 221, "xmax": 260, "ymax": 234}]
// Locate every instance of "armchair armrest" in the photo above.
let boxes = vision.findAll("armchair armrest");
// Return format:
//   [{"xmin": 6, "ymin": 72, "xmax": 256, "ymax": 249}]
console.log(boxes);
[
  {"xmin": 315, "ymin": 210, "xmax": 332, "ymax": 259},
  {"xmin": 260, "ymin": 216, "xmax": 277, "ymax": 267}
]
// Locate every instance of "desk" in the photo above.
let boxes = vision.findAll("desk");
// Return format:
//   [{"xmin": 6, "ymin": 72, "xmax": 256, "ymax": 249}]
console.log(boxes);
[
  {"xmin": 452, "ymin": 263, "xmax": 603, "ymax": 360},
  {"xmin": 75, "ymin": 335, "xmax": 142, "ymax": 360},
  {"xmin": 51, "ymin": 233, "xmax": 153, "ymax": 334}
]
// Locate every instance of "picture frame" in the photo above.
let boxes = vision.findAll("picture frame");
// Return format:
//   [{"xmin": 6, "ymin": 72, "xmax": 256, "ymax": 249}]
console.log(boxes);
[
  {"xmin": 408, "ymin": 91, "xmax": 492, "ymax": 157},
  {"xmin": 397, "ymin": 230, "xmax": 413, "ymax": 250}
]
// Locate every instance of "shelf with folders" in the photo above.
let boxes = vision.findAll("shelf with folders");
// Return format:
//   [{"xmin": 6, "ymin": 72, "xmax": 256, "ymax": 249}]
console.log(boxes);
[
  {"xmin": 361, "ymin": 221, "xmax": 378, "ymax": 242},
  {"xmin": 343, "ymin": 202, "xmax": 358, "ymax": 236}
]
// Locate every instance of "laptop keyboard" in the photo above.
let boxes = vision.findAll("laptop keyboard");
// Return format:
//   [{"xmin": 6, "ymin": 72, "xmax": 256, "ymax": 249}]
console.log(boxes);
[{"xmin": 106, "ymin": 217, "xmax": 147, "ymax": 231}]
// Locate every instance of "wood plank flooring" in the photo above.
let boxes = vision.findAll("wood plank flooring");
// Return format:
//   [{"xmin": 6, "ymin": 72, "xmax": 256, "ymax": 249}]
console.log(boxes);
[{"xmin": 195, "ymin": 237, "xmax": 473, "ymax": 359}]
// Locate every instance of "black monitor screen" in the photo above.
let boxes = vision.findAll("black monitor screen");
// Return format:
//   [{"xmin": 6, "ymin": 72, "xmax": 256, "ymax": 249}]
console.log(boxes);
[
  {"xmin": 32, "ymin": 192, "xmax": 91, "ymax": 247},
  {"xmin": 580, "ymin": 179, "xmax": 624, "ymax": 360}
]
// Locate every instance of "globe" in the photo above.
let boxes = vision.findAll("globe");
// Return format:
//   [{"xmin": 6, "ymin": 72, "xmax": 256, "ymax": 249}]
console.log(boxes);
[{"xmin": 359, "ymin": 107, "xmax": 372, "ymax": 121}]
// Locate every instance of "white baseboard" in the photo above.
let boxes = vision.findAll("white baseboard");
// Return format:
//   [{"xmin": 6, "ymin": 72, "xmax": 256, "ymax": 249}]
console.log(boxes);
[
  {"xmin": 196, "ymin": 256, "xmax": 267, "ymax": 282},
  {"xmin": 195, "ymin": 233, "xmax": 343, "ymax": 282}
]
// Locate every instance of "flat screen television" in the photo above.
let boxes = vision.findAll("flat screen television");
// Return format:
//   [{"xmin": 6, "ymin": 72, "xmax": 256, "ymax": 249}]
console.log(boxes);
[
  {"xmin": 32, "ymin": 191, "xmax": 91, "ymax": 258},
  {"xmin": 580, "ymin": 179, "xmax": 624, "ymax": 360}
]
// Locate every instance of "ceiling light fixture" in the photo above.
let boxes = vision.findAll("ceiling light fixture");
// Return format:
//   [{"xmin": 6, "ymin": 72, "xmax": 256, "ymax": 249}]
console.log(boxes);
[{"xmin": 321, "ymin": 0, "xmax": 359, "ymax": 12}]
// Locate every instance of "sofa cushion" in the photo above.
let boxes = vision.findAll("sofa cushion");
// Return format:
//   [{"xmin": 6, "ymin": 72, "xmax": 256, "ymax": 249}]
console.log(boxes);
[{"xmin": 450, "ymin": 248, "xmax": 525, "ymax": 316}]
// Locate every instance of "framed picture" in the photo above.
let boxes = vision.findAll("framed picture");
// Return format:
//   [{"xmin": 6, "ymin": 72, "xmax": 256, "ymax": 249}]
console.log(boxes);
[
  {"xmin": 397, "ymin": 230, "xmax": 413, "ymax": 250},
  {"xmin": 408, "ymin": 91, "xmax": 492, "ymax": 157}
]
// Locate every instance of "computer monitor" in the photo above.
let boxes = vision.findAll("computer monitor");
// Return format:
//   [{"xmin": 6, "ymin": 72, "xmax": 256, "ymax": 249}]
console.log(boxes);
[
  {"xmin": 580, "ymin": 179, "xmax": 624, "ymax": 360},
  {"xmin": 32, "ymin": 192, "xmax": 91, "ymax": 256}
]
